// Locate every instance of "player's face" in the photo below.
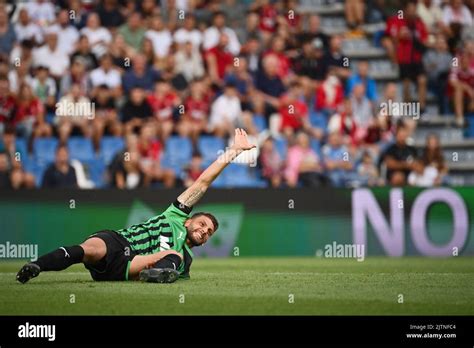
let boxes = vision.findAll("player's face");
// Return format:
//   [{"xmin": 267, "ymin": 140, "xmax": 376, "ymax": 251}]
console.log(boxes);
[{"xmin": 186, "ymin": 216, "xmax": 215, "ymax": 246}]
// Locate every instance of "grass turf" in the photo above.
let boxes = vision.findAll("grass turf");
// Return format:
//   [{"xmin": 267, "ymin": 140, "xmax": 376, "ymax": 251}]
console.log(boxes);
[{"xmin": 0, "ymin": 257, "xmax": 473, "ymax": 315}]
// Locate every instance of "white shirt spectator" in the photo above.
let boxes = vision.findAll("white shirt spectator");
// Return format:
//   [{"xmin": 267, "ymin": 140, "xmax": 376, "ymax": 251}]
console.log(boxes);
[
  {"xmin": 417, "ymin": 1, "xmax": 443, "ymax": 32},
  {"xmin": 174, "ymin": 49, "xmax": 205, "ymax": 81},
  {"xmin": 203, "ymin": 27, "xmax": 241, "ymax": 55},
  {"xmin": 174, "ymin": 28, "xmax": 203, "ymax": 49},
  {"xmin": 32, "ymin": 44, "xmax": 70, "ymax": 77},
  {"xmin": 29, "ymin": 76, "xmax": 57, "ymax": 99},
  {"xmin": 89, "ymin": 67, "xmax": 122, "ymax": 88},
  {"xmin": 26, "ymin": 1, "xmax": 56, "ymax": 26},
  {"xmin": 14, "ymin": 22, "xmax": 43, "ymax": 44},
  {"xmin": 209, "ymin": 94, "xmax": 242, "ymax": 128},
  {"xmin": 80, "ymin": 27, "xmax": 112, "ymax": 58},
  {"xmin": 8, "ymin": 70, "xmax": 33, "ymax": 94},
  {"xmin": 350, "ymin": 96, "xmax": 373, "ymax": 128},
  {"xmin": 408, "ymin": 165, "xmax": 438, "ymax": 187},
  {"xmin": 442, "ymin": 5, "xmax": 473, "ymax": 27},
  {"xmin": 47, "ymin": 24, "xmax": 80, "ymax": 55},
  {"xmin": 145, "ymin": 29, "xmax": 173, "ymax": 58}
]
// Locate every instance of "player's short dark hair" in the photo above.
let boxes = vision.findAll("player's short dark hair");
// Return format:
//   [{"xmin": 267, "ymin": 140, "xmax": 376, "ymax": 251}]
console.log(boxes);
[{"xmin": 192, "ymin": 212, "xmax": 219, "ymax": 232}]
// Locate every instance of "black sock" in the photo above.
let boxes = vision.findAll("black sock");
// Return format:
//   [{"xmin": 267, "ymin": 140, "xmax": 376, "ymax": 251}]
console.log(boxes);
[
  {"xmin": 154, "ymin": 254, "xmax": 182, "ymax": 270},
  {"xmin": 33, "ymin": 246, "xmax": 84, "ymax": 271}
]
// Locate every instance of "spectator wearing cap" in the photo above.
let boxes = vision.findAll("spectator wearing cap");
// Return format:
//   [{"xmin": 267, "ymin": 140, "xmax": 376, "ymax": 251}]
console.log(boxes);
[
  {"xmin": 203, "ymin": 11, "xmax": 241, "ymax": 56},
  {"xmin": 173, "ymin": 14, "xmax": 203, "ymax": 51},
  {"xmin": 118, "ymin": 12, "xmax": 146, "ymax": 53},
  {"xmin": 14, "ymin": 8, "xmax": 43, "ymax": 45},
  {"xmin": 32, "ymin": 31, "xmax": 70, "ymax": 79}
]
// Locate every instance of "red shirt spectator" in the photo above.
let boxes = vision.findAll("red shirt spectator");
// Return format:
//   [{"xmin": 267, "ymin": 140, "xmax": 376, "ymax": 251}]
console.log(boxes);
[
  {"xmin": 204, "ymin": 46, "xmax": 233, "ymax": 80},
  {"xmin": 14, "ymin": 98, "xmax": 44, "ymax": 125},
  {"xmin": 0, "ymin": 95, "xmax": 16, "ymax": 125},
  {"xmin": 259, "ymin": 3, "xmax": 278, "ymax": 33},
  {"xmin": 263, "ymin": 50, "xmax": 291, "ymax": 79},
  {"xmin": 138, "ymin": 139, "xmax": 162, "ymax": 161},
  {"xmin": 385, "ymin": 15, "xmax": 428, "ymax": 64},
  {"xmin": 315, "ymin": 75, "xmax": 344, "ymax": 111},
  {"xmin": 279, "ymin": 95, "xmax": 308, "ymax": 131},
  {"xmin": 184, "ymin": 95, "xmax": 209, "ymax": 122}
]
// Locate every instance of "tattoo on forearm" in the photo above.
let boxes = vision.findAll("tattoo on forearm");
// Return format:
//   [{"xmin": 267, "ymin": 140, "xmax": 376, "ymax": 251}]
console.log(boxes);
[{"xmin": 180, "ymin": 187, "xmax": 205, "ymax": 207}]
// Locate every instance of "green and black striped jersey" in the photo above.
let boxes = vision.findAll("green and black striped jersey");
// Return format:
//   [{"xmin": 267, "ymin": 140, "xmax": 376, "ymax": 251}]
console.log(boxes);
[{"xmin": 116, "ymin": 201, "xmax": 194, "ymax": 276}]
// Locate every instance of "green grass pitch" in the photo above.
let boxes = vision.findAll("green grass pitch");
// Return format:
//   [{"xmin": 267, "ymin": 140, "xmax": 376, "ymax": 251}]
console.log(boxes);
[{"xmin": 1, "ymin": 257, "xmax": 473, "ymax": 315}]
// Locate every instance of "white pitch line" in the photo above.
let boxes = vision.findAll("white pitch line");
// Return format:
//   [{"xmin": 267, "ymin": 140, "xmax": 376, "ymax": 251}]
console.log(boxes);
[{"xmin": 0, "ymin": 272, "xmax": 90, "ymax": 276}]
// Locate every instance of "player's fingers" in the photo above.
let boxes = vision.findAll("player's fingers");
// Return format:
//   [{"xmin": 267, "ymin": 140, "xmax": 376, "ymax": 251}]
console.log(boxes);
[{"xmin": 242, "ymin": 129, "xmax": 248, "ymax": 137}]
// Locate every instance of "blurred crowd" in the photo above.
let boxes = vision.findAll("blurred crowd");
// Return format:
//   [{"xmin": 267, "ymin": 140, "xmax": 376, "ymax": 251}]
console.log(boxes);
[{"xmin": 0, "ymin": 0, "xmax": 472, "ymax": 189}]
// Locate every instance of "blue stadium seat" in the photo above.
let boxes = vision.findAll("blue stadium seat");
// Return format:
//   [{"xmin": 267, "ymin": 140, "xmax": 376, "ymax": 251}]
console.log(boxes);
[
  {"xmin": 309, "ymin": 111, "xmax": 327, "ymax": 129},
  {"xmin": 100, "ymin": 136, "xmax": 125, "ymax": 164},
  {"xmin": 223, "ymin": 164, "xmax": 267, "ymax": 188},
  {"xmin": 253, "ymin": 115, "xmax": 267, "ymax": 133},
  {"xmin": 311, "ymin": 139, "xmax": 321, "ymax": 158},
  {"xmin": 197, "ymin": 136, "xmax": 225, "ymax": 165},
  {"xmin": 161, "ymin": 136, "xmax": 193, "ymax": 177},
  {"xmin": 82, "ymin": 158, "xmax": 106, "ymax": 188},
  {"xmin": 68, "ymin": 137, "xmax": 95, "ymax": 162},
  {"xmin": 273, "ymin": 138, "xmax": 288, "ymax": 159},
  {"xmin": 33, "ymin": 137, "xmax": 58, "ymax": 165}
]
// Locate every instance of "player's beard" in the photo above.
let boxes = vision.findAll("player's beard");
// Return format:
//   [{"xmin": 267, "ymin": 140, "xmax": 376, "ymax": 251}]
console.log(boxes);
[{"xmin": 186, "ymin": 227, "xmax": 203, "ymax": 247}]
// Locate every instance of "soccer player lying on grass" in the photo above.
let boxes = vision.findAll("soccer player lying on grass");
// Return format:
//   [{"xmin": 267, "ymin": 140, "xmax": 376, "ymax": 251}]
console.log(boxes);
[{"xmin": 17, "ymin": 129, "xmax": 256, "ymax": 284}]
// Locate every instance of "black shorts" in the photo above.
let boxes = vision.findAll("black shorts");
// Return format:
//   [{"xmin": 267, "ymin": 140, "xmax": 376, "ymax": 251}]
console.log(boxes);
[
  {"xmin": 399, "ymin": 62, "xmax": 424, "ymax": 81},
  {"xmin": 84, "ymin": 230, "xmax": 137, "ymax": 281}
]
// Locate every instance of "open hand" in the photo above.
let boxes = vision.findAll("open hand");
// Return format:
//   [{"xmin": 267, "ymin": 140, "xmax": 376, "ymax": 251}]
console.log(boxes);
[{"xmin": 232, "ymin": 128, "xmax": 256, "ymax": 152}]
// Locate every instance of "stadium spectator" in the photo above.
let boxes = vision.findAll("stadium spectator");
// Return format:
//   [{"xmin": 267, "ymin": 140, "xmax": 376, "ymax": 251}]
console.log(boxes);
[
  {"xmin": 324, "ymin": 35, "xmax": 351, "ymax": 79},
  {"xmin": 315, "ymin": 70, "xmax": 344, "ymax": 116},
  {"xmin": 297, "ymin": 14, "xmax": 329, "ymax": 51},
  {"xmin": 183, "ymin": 152, "xmax": 205, "ymax": 188},
  {"xmin": 328, "ymin": 98, "xmax": 359, "ymax": 147},
  {"xmin": 322, "ymin": 132, "xmax": 354, "ymax": 187},
  {"xmin": 80, "ymin": 12, "xmax": 112, "ymax": 58},
  {"xmin": 14, "ymin": 8, "xmax": 43, "ymax": 45},
  {"xmin": 177, "ymin": 80, "xmax": 210, "ymax": 142},
  {"xmin": 224, "ymin": 56, "xmax": 254, "ymax": 105},
  {"xmin": 345, "ymin": 0, "xmax": 365, "ymax": 35},
  {"xmin": 173, "ymin": 14, "xmax": 203, "ymax": 50},
  {"xmin": 423, "ymin": 34, "xmax": 453, "ymax": 115},
  {"xmin": 70, "ymin": 35, "xmax": 99, "ymax": 72},
  {"xmin": 41, "ymin": 145, "xmax": 78, "ymax": 188},
  {"xmin": 203, "ymin": 11, "xmax": 241, "ymax": 55},
  {"xmin": 0, "ymin": 150, "xmax": 12, "ymax": 189},
  {"xmin": 256, "ymin": 54, "xmax": 286, "ymax": 110},
  {"xmin": 285, "ymin": 132, "xmax": 326, "ymax": 188},
  {"xmin": 263, "ymin": 36, "xmax": 291, "ymax": 81},
  {"xmin": 448, "ymin": 41, "xmax": 474, "ymax": 126},
  {"xmin": 97, "ymin": 0, "xmax": 125, "ymax": 29},
  {"xmin": 91, "ymin": 84, "xmax": 122, "ymax": 150},
  {"xmin": 121, "ymin": 87, "xmax": 153, "ymax": 135},
  {"xmin": 204, "ymin": 33, "xmax": 234, "ymax": 87},
  {"xmin": 382, "ymin": 122, "xmax": 418, "ymax": 186},
  {"xmin": 240, "ymin": 35, "xmax": 261, "ymax": 78},
  {"xmin": 14, "ymin": 83, "xmax": 51, "ymax": 141},
  {"xmin": 60, "ymin": 58, "xmax": 90, "ymax": 98},
  {"xmin": 122, "ymin": 54, "xmax": 160, "ymax": 94},
  {"xmin": 209, "ymin": 82, "xmax": 243, "ymax": 138},
  {"xmin": 346, "ymin": 60, "xmax": 378, "ymax": 102},
  {"xmin": 89, "ymin": 54, "xmax": 122, "ymax": 98},
  {"xmin": 236, "ymin": 11, "xmax": 261, "ymax": 45},
  {"xmin": 118, "ymin": 12, "xmax": 146, "ymax": 53},
  {"xmin": 174, "ymin": 41, "xmax": 205, "ymax": 82},
  {"xmin": 109, "ymin": 34, "xmax": 135, "ymax": 70},
  {"xmin": 147, "ymin": 80, "xmax": 180, "ymax": 141},
  {"xmin": 32, "ymin": 31, "xmax": 70, "ymax": 79},
  {"xmin": 138, "ymin": 122, "xmax": 175, "ymax": 188},
  {"xmin": 442, "ymin": 0, "xmax": 473, "ymax": 50},
  {"xmin": 384, "ymin": 0, "xmax": 428, "ymax": 113},
  {"xmin": 0, "ymin": 8, "xmax": 16, "ymax": 56},
  {"xmin": 421, "ymin": 133, "xmax": 449, "ymax": 185},
  {"xmin": 350, "ymin": 83, "xmax": 374, "ymax": 133},
  {"xmin": 9, "ymin": 39, "xmax": 34, "ymax": 79},
  {"xmin": 26, "ymin": 0, "xmax": 56, "ymax": 27},
  {"xmin": 416, "ymin": 0, "xmax": 444, "ymax": 44},
  {"xmin": 258, "ymin": 136, "xmax": 283, "ymax": 188},
  {"xmin": 407, "ymin": 158, "xmax": 438, "ymax": 186},
  {"xmin": 278, "ymin": 81, "xmax": 323, "ymax": 140},
  {"xmin": 109, "ymin": 134, "xmax": 144, "ymax": 189},
  {"xmin": 55, "ymin": 83, "xmax": 92, "ymax": 144},
  {"xmin": 0, "ymin": 78, "xmax": 16, "ymax": 135},
  {"xmin": 145, "ymin": 16, "xmax": 172, "ymax": 60},
  {"xmin": 49, "ymin": 9, "xmax": 80, "ymax": 56},
  {"xmin": 357, "ymin": 151, "xmax": 383, "ymax": 187},
  {"xmin": 29, "ymin": 66, "xmax": 57, "ymax": 113}
]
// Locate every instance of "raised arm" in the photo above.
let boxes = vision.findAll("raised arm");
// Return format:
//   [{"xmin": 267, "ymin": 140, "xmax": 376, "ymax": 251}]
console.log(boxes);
[{"xmin": 177, "ymin": 128, "xmax": 256, "ymax": 207}]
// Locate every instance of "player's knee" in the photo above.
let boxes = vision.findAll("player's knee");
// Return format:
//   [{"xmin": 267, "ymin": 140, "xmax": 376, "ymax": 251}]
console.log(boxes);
[
  {"xmin": 80, "ymin": 239, "xmax": 106, "ymax": 262},
  {"xmin": 167, "ymin": 250, "xmax": 183, "ymax": 262}
]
